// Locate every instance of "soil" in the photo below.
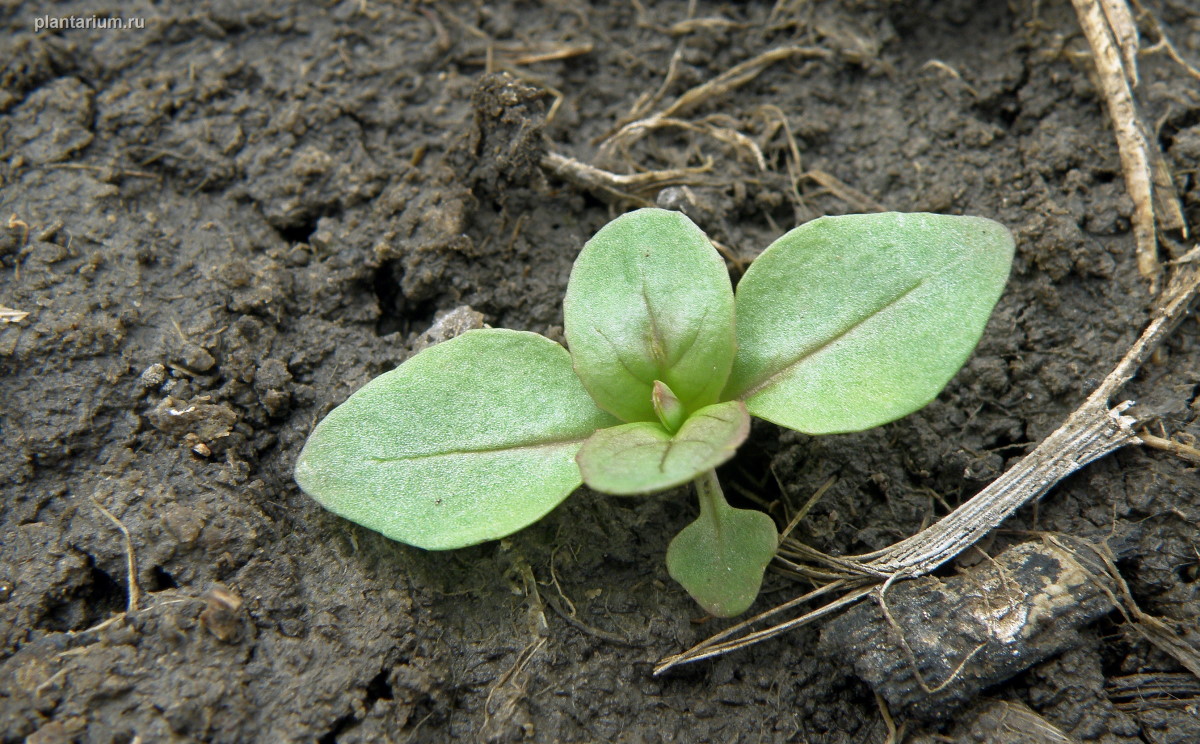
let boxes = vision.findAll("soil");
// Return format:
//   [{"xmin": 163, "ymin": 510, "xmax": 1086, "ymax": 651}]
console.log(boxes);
[{"xmin": 2, "ymin": 1, "xmax": 1199, "ymax": 742}]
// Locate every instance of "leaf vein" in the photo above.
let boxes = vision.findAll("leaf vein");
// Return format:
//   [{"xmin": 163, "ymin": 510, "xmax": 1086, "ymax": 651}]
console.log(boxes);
[
  {"xmin": 639, "ymin": 276, "xmax": 668, "ymax": 367},
  {"xmin": 741, "ymin": 276, "xmax": 928, "ymax": 399},
  {"xmin": 593, "ymin": 326, "xmax": 652, "ymax": 385},
  {"xmin": 366, "ymin": 435, "xmax": 586, "ymax": 463}
]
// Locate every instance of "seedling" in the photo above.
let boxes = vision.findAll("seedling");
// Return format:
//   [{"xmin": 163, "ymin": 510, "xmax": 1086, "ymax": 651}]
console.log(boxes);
[{"xmin": 295, "ymin": 209, "xmax": 1014, "ymax": 616}]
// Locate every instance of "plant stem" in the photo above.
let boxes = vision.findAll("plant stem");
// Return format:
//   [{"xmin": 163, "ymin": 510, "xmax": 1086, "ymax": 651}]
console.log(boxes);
[{"xmin": 694, "ymin": 469, "xmax": 726, "ymax": 539}]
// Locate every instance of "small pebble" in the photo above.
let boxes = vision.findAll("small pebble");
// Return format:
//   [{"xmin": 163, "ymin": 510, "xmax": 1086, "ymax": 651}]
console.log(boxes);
[{"xmin": 139, "ymin": 363, "xmax": 167, "ymax": 388}]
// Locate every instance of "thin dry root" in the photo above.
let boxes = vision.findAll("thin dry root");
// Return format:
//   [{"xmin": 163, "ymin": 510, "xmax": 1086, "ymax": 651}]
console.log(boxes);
[
  {"xmin": 604, "ymin": 116, "xmax": 766, "ymax": 172},
  {"xmin": 875, "ymin": 692, "xmax": 901, "ymax": 744},
  {"xmin": 90, "ymin": 495, "xmax": 140, "ymax": 614},
  {"xmin": 1047, "ymin": 535, "xmax": 1200, "ymax": 679},
  {"xmin": 599, "ymin": 46, "xmax": 832, "ymax": 160},
  {"xmin": 1132, "ymin": 0, "xmax": 1200, "ymax": 82},
  {"xmin": 800, "ymin": 170, "xmax": 887, "ymax": 213},
  {"xmin": 1138, "ymin": 432, "xmax": 1200, "ymax": 463},
  {"xmin": 540, "ymin": 151, "xmax": 712, "ymax": 206}
]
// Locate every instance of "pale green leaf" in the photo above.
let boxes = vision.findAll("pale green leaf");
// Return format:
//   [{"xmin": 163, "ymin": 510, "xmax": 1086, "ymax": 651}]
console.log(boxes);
[
  {"xmin": 564, "ymin": 208, "xmax": 736, "ymax": 423},
  {"xmin": 726, "ymin": 212, "xmax": 1014, "ymax": 434},
  {"xmin": 666, "ymin": 472, "xmax": 778, "ymax": 617},
  {"xmin": 651, "ymin": 380, "xmax": 687, "ymax": 433},
  {"xmin": 577, "ymin": 401, "xmax": 749, "ymax": 496},
  {"xmin": 294, "ymin": 329, "xmax": 619, "ymax": 550}
]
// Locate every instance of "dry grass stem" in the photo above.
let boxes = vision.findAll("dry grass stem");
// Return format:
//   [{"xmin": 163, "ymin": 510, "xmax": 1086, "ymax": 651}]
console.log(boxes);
[
  {"xmin": 1071, "ymin": 0, "xmax": 1164, "ymax": 289},
  {"xmin": 667, "ymin": 17, "xmax": 749, "ymax": 36},
  {"xmin": 465, "ymin": 41, "xmax": 593, "ymax": 68},
  {"xmin": 778, "ymin": 476, "xmax": 836, "ymax": 543},
  {"xmin": 1100, "ymin": 0, "xmax": 1140, "ymax": 85},
  {"xmin": 1108, "ymin": 672, "xmax": 1200, "ymax": 712},
  {"xmin": 0, "ymin": 306, "xmax": 30, "ymax": 323},
  {"xmin": 858, "ymin": 401, "xmax": 1138, "ymax": 574},
  {"xmin": 654, "ymin": 582, "xmax": 874, "ymax": 672},
  {"xmin": 754, "ymin": 105, "xmax": 808, "ymax": 211}
]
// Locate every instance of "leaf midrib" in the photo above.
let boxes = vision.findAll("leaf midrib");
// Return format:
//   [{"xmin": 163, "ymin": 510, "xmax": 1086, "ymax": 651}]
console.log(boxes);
[
  {"xmin": 366, "ymin": 435, "xmax": 588, "ymax": 463},
  {"xmin": 738, "ymin": 275, "xmax": 928, "ymax": 400}
]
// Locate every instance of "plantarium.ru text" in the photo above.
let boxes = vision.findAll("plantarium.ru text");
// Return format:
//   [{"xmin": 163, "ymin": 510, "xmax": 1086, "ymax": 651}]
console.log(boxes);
[{"xmin": 295, "ymin": 209, "xmax": 1014, "ymax": 617}]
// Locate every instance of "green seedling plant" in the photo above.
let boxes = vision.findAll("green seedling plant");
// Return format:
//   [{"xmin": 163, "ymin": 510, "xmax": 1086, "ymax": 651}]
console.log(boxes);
[{"xmin": 295, "ymin": 209, "xmax": 1014, "ymax": 617}]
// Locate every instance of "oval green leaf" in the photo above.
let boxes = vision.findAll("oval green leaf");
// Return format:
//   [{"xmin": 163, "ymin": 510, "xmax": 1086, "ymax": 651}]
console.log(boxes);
[
  {"xmin": 294, "ymin": 329, "xmax": 619, "ymax": 550},
  {"xmin": 576, "ymin": 400, "xmax": 750, "ymax": 496},
  {"xmin": 564, "ymin": 208, "xmax": 736, "ymax": 423},
  {"xmin": 666, "ymin": 474, "xmax": 778, "ymax": 617},
  {"xmin": 726, "ymin": 212, "xmax": 1014, "ymax": 434}
]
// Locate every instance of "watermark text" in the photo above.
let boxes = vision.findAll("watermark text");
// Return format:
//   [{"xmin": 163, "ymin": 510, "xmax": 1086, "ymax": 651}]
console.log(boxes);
[{"xmin": 34, "ymin": 14, "xmax": 146, "ymax": 33}]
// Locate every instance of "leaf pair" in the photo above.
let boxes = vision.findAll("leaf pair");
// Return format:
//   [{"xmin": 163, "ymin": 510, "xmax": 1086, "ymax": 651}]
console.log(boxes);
[{"xmin": 566, "ymin": 209, "xmax": 749, "ymax": 497}]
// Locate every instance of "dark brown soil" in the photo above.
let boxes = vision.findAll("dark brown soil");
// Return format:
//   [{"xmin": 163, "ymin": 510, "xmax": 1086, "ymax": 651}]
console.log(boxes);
[{"xmin": 2, "ymin": 1, "xmax": 1198, "ymax": 742}]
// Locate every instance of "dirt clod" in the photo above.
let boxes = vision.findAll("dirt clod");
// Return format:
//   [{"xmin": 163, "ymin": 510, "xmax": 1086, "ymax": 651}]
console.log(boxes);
[{"xmin": 199, "ymin": 587, "xmax": 244, "ymax": 643}]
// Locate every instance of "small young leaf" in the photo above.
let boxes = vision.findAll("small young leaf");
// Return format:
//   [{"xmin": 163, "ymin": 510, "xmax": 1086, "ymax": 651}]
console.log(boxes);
[
  {"xmin": 564, "ymin": 208, "xmax": 736, "ymax": 423},
  {"xmin": 666, "ymin": 472, "xmax": 778, "ymax": 617},
  {"xmin": 726, "ymin": 212, "xmax": 1014, "ymax": 434},
  {"xmin": 576, "ymin": 401, "xmax": 749, "ymax": 496},
  {"xmin": 294, "ymin": 329, "xmax": 619, "ymax": 550},
  {"xmin": 651, "ymin": 380, "xmax": 687, "ymax": 433}
]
